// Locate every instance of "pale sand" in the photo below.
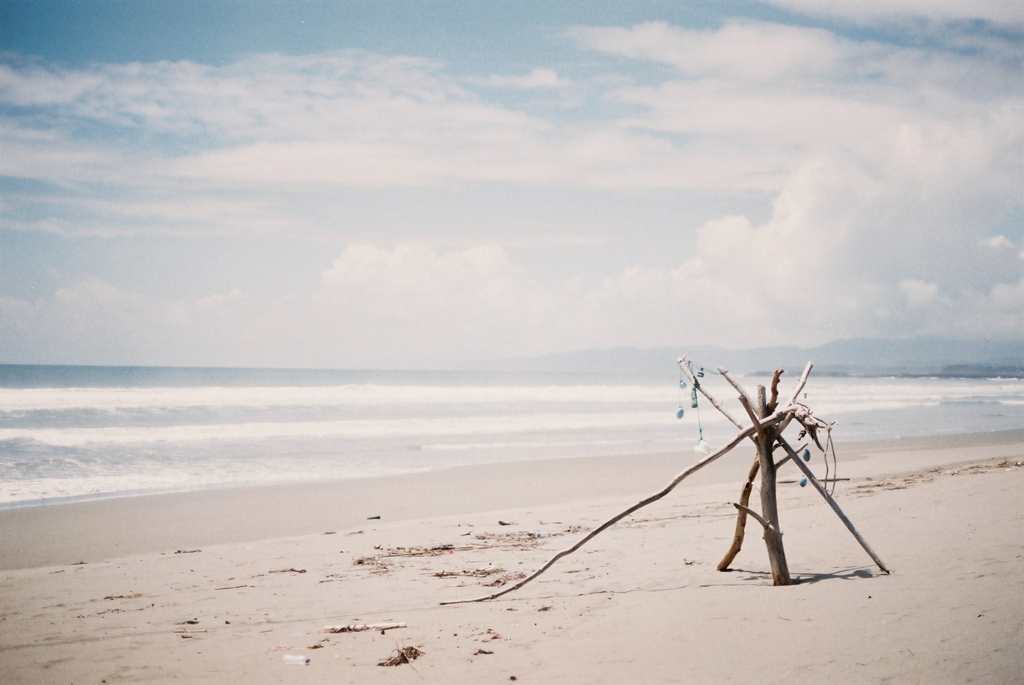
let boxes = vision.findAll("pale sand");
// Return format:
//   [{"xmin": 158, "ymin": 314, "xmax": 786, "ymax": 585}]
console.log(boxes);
[{"xmin": 1, "ymin": 430, "xmax": 1022, "ymax": 684}]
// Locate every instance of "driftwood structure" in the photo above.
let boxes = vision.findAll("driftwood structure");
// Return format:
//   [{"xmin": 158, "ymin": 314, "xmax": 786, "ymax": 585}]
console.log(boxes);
[{"xmin": 441, "ymin": 358, "xmax": 888, "ymax": 605}]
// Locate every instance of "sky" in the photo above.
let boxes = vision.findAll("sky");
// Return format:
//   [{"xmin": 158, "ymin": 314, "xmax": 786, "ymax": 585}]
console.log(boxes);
[{"xmin": 1, "ymin": 1, "xmax": 1023, "ymax": 369}]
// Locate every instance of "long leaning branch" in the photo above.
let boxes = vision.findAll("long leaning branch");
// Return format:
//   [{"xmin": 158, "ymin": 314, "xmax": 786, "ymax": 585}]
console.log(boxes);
[
  {"xmin": 775, "ymin": 436, "xmax": 891, "ymax": 574},
  {"xmin": 439, "ymin": 407, "xmax": 793, "ymax": 606}
]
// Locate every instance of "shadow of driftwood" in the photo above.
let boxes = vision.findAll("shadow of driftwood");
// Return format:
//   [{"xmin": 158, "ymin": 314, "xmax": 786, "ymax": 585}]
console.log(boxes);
[
  {"xmin": 792, "ymin": 567, "xmax": 875, "ymax": 584},
  {"xmin": 717, "ymin": 566, "xmax": 876, "ymax": 585}
]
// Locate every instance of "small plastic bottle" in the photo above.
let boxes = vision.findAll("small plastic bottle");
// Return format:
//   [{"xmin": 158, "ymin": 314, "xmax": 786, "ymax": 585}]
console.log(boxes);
[{"xmin": 283, "ymin": 654, "xmax": 310, "ymax": 665}]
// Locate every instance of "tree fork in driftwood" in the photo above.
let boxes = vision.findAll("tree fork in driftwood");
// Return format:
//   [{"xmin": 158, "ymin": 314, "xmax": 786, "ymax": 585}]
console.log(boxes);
[
  {"xmin": 697, "ymin": 363, "xmax": 808, "ymax": 579},
  {"xmin": 718, "ymin": 438, "xmax": 807, "ymax": 571}
]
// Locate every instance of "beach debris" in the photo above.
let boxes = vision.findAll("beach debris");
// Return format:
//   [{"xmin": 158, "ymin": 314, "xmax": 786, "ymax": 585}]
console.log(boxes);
[
  {"xmin": 474, "ymin": 649, "xmax": 494, "ymax": 655},
  {"xmin": 378, "ymin": 645, "xmax": 424, "ymax": 667},
  {"xmin": 441, "ymin": 358, "xmax": 889, "ymax": 605},
  {"xmin": 323, "ymin": 531, "xmax": 336, "ymax": 535},
  {"xmin": 282, "ymin": 654, "xmax": 310, "ymax": 665},
  {"xmin": 174, "ymin": 549, "xmax": 201, "ymax": 554},
  {"xmin": 269, "ymin": 568, "xmax": 307, "ymax": 574},
  {"xmin": 176, "ymin": 618, "xmax": 199, "ymax": 625},
  {"xmin": 379, "ymin": 543, "xmax": 458, "ymax": 558},
  {"xmin": 367, "ymin": 515, "xmax": 381, "ymax": 520},
  {"xmin": 325, "ymin": 622, "xmax": 406, "ymax": 634},
  {"xmin": 215, "ymin": 584, "xmax": 249, "ymax": 591},
  {"xmin": 104, "ymin": 593, "xmax": 144, "ymax": 600},
  {"xmin": 482, "ymin": 572, "xmax": 526, "ymax": 587},
  {"xmin": 352, "ymin": 556, "xmax": 392, "ymax": 574},
  {"xmin": 433, "ymin": 567, "xmax": 504, "ymax": 579},
  {"xmin": 498, "ymin": 520, "xmax": 515, "ymax": 526}
]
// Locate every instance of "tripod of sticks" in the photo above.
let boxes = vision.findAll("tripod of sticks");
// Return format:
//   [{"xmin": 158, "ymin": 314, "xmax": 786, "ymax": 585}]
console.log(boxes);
[{"xmin": 441, "ymin": 358, "xmax": 889, "ymax": 605}]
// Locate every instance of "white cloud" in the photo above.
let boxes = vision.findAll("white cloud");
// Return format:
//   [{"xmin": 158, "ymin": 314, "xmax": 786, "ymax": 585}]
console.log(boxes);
[
  {"xmin": 760, "ymin": 0, "xmax": 1024, "ymax": 26},
  {"xmin": 899, "ymin": 279, "xmax": 940, "ymax": 307},
  {"xmin": 569, "ymin": 21, "xmax": 850, "ymax": 80},
  {"xmin": 481, "ymin": 68, "xmax": 571, "ymax": 89},
  {"xmin": 981, "ymin": 235, "xmax": 1014, "ymax": 249},
  {"xmin": 3, "ymin": 24, "xmax": 1021, "ymax": 231},
  {"xmin": 990, "ymin": 278, "xmax": 1024, "ymax": 311}
]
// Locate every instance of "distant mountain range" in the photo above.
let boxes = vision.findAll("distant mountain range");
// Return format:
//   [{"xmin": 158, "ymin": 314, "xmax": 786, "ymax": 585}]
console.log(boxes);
[{"xmin": 461, "ymin": 337, "xmax": 1024, "ymax": 379}]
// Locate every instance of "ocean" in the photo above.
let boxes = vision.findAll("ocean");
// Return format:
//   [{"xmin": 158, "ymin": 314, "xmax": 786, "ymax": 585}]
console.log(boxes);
[{"xmin": 2, "ymin": 364, "xmax": 1023, "ymax": 508}]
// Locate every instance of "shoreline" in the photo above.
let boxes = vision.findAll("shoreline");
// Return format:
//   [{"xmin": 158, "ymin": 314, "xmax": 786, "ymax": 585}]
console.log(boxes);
[{"xmin": 2, "ymin": 428, "xmax": 1022, "ymax": 571}]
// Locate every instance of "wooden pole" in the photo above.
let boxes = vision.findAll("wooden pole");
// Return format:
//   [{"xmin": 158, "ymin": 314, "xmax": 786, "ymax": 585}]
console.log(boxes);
[
  {"xmin": 740, "ymin": 393, "xmax": 790, "ymax": 585},
  {"xmin": 775, "ymin": 437, "xmax": 890, "ymax": 574},
  {"xmin": 717, "ymin": 455, "xmax": 760, "ymax": 571},
  {"xmin": 717, "ymin": 367, "xmax": 756, "ymax": 412}
]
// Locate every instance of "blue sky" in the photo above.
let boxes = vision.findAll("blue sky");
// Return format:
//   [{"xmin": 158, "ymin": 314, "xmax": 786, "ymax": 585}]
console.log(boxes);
[{"xmin": 1, "ymin": 1, "xmax": 1023, "ymax": 368}]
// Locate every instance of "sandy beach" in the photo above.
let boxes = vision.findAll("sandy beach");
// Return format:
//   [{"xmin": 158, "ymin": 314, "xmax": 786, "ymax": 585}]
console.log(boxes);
[{"xmin": 2, "ymin": 430, "xmax": 1023, "ymax": 684}]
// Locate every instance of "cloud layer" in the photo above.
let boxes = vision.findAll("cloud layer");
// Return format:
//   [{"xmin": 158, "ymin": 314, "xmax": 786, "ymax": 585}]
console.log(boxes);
[{"xmin": 2, "ymin": 11, "xmax": 1023, "ymax": 367}]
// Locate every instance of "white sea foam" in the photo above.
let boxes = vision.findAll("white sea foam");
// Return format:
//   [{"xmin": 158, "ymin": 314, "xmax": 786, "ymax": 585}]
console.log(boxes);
[
  {"xmin": 0, "ymin": 411, "xmax": 675, "ymax": 447},
  {"xmin": 0, "ymin": 384, "xmax": 674, "ymax": 412},
  {"xmin": 4, "ymin": 378, "xmax": 1023, "ymax": 415}
]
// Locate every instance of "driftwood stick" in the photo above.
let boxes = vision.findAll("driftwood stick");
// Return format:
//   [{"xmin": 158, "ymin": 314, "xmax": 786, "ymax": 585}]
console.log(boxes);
[
  {"xmin": 718, "ymin": 367, "xmax": 756, "ymax": 413},
  {"xmin": 786, "ymin": 362, "xmax": 813, "ymax": 407},
  {"xmin": 773, "ymin": 440, "xmax": 807, "ymax": 470},
  {"xmin": 325, "ymin": 622, "xmax": 406, "ymax": 633},
  {"xmin": 733, "ymin": 503, "xmax": 769, "ymax": 530},
  {"xmin": 776, "ymin": 437, "xmax": 890, "ymax": 574},
  {"xmin": 678, "ymin": 357, "xmax": 745, "ymax": 429},
  {"xmin": 738, "ymin": 395, "xmax": 767, "ymax": 444},
  {"xmin": 747, "ymin": 385, "xmax": 790, "ymax": 585},
  {"xmin": 775, "ymin": 411, "xmax": 798, "ymax": 439},
  {"xmin": 770, "ymin": 368, "xmax": 782, "ymax": 411},
  {"xmin": 441, "ymin": 409, "xmax": 793, "ymax": 605},
  {"xmin": 717, "ymin": 455, "xmax": 760, "ymax": 571}
]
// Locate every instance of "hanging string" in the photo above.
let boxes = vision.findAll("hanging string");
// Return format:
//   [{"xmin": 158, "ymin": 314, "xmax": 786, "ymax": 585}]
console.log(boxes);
[
  {"xmin": 676, "ymin": 370, "xmax": 686, "ymax": 419},
  {"xmin": 694, "ymin": 386, "xmax": 704, "ymax": 442},
  {"xmin": 684, "ymin": 359, "xmax": 709, "ymax": 452},
  {"xmin": 824, "ymin": 426, "xmax": 838, "ymax": 496}
]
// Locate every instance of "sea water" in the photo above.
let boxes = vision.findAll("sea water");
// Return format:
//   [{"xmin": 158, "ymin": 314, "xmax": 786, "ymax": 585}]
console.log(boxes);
[{"xmin": 2, "ymin": 365, "xmax": 1022, "ymax": 507}]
